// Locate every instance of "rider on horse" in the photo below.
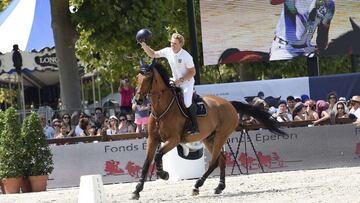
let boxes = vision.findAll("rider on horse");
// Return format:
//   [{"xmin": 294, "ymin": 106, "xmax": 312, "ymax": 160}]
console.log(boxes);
[{"xmin": 139, "ymin": 33, "xmax": 200, "ymax": 135}]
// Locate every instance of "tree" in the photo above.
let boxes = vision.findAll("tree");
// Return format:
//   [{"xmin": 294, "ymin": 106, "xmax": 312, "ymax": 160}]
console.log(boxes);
[
  {"xmin": 0, "ymin": 0, "xmax": 11, "ymax": 12},
  {"xmin": 51, "ymin": 0, "xmax": 82, "ymax": 111}
]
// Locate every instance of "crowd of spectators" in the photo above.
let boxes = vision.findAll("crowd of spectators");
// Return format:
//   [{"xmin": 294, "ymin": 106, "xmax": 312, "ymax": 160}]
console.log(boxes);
[
  {"xmin": 39, "ymin": 78, "xmax": 147, "ymax": 140},
  {"xmin": 242, "ymin": 91, "xmax": 360, "ymax": 127}
]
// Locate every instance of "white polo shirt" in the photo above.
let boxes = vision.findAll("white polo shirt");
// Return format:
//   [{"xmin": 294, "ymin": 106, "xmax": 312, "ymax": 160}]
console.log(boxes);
[{"xmin": 155, "ymin": 47, "xmax": 195, "ymax": 84}]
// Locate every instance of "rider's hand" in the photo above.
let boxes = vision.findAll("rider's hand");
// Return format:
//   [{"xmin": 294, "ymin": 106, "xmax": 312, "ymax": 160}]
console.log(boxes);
[
  {"xmin": 174, "ymin": 79, "xmax": 182, "ymax": 87},
  {"xmin": 139, "ymin": 41, "xmax": 147, "ymax": 48}
]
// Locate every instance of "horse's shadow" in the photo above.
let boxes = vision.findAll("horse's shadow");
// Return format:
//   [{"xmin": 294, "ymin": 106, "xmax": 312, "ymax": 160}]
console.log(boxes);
[{"xmin": 321, "ymin": 17, "xmax": 360, "ymax": 56}]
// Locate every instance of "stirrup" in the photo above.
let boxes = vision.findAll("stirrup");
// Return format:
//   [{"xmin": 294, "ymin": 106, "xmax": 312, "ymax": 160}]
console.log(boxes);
[{"xmin": 179, "ymin": 143, "xmax": 190, "ymax": 157}]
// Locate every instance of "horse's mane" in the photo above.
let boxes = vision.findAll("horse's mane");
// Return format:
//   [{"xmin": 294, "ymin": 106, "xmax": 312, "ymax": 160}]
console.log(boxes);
[{"xmin": 153, "ymin": 62, "xmax": 171, "ymax": 88}]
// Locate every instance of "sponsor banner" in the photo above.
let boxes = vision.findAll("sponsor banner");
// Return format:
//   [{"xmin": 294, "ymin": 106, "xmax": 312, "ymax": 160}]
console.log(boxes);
[
  {"xmin": 48, "ymin": 138, "xmax": 155, "ymax": 188},
  {"xmin": 48, "ymin": 124, "xmax": 360, "ymax": 189},
  {"xmin": 220, "ymin": 124, "xmax": 360, "ymax": 175}
]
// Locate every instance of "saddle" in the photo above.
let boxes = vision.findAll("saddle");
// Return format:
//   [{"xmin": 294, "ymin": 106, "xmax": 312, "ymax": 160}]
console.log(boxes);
[{"xmin": 174, "ymin": 87, "xmax": 207, "ymax": 117}]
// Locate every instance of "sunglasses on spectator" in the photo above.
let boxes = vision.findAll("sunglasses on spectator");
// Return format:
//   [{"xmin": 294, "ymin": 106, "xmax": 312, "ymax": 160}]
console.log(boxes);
[
  {"xmin": 329, "ymin": 96, "xmax": 337, "ymax": 99},
  {"xmin": 63, "ymin": 117, "xmax": 70, "ymax": 119},
  {"xmin": 120, "ymin": 119, "xmax": 126, "ymax": 121}
]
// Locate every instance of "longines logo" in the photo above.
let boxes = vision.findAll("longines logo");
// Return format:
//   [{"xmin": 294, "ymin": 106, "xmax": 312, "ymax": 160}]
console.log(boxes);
[{"xmin": 35, "ymin": 53, "xmax": 57, "ymax": 67}]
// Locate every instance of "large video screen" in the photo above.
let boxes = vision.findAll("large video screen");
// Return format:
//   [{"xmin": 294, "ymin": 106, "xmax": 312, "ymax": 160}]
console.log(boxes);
[{"xmin": 200, "ymin": 0, "xmax": 360, "ymax": 65}]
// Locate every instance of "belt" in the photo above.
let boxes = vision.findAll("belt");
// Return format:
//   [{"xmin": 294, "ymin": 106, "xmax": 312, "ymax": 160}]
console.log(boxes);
[{"xmin": 273, "ymin": 36, "xmax": 307, "ymax": 49}]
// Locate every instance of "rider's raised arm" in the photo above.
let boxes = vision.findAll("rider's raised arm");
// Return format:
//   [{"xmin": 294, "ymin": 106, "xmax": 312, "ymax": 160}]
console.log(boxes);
[{"xmin": 140, "ymin": 42, "xmax": 160, "ymax": 58}]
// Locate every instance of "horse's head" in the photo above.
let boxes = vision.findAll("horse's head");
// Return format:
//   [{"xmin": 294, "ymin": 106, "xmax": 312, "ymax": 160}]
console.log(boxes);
[{"xmin": 135, "ymin": 59, "xmax": 155, "ymax": 105}]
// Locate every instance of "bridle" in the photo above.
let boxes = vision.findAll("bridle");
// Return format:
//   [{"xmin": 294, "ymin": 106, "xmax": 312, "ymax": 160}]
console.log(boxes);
[{"xmin": 136, "ymin": 70, "xmax": 176, "ymax": 126}]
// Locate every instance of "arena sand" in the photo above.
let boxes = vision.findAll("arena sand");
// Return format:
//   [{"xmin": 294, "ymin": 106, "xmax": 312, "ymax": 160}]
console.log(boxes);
[{"xmin": 1, "ymin": 166, "xmax": 360, "ymax": 203}]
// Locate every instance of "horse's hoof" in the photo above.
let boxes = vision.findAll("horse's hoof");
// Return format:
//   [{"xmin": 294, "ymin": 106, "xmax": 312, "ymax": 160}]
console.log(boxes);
[
  {"xmin": 157, "ymin": 171, "xmax": 169, "ymax": 180},
  {"xmin": 131, "ymin": 192, "xmax": 140, "ymax": 200},
  {"xmin": 214, "ymin": 188, "xmax": 222, "ymax": 194},
  {"xmin": 192, "ymin": 188, "xmax": 199, "ymax": 196}
]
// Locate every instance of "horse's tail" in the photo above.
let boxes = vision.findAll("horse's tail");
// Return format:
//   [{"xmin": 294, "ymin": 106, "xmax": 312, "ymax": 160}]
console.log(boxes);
[{"xmin": 230, "ymin": 101, "xmax": 286, "ymax": 135}]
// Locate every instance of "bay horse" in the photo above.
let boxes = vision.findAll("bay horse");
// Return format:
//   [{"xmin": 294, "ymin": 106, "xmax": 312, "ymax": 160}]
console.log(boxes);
[{"xmin": 132, "ymin": 60, "xmax": 285, "ymax": 200}]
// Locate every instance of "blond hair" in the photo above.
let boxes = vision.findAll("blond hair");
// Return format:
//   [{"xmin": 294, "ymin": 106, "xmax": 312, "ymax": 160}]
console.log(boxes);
[{"xmin": 171, "ymin": 33, "xmax": 185, "ymax": 46}]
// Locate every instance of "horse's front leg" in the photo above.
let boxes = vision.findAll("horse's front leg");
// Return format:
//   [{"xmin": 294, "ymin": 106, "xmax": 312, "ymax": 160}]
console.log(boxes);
[
  {"xmin": 131, "ymin": 136, "xmax": 160, "ymax": 200},
  {"xmin": 154, "ymin": 138, "xmax": 180, "ymax": 180}
]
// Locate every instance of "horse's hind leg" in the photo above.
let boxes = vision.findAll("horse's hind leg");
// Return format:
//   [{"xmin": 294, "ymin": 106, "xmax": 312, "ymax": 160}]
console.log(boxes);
[
  {"xmin": 214, "ymin": 152, "xmax": 226, "ymax": 194},
  {"xmin": 132, "ymin": 137, "xmax": 160, "ymax": 200},
  {"xmin": 193, "ymin": 133, "xmax": 228, "ymax": 195},
  {"xmin": 193, "ymin": 139, "xmax": 223, "ymax": 195}
]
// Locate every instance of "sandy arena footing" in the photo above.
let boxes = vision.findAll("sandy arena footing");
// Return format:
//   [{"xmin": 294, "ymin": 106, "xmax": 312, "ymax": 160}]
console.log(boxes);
[{"xmin": 1, "ymin": 166, "xmax": 360, "ymax": 203}]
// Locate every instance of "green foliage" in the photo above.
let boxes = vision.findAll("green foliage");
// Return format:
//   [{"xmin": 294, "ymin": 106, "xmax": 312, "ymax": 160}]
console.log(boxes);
[
  {"xmin": 22, "ymin": 112, "xmax": 54, "ymax": 176},
  {"xmin": 0, "ymin": 107, "xmax": 25, "ymax": 178},
  {"xmin": 0, "ymin": 0, "xmax": 11, "ymax": 12},
  {"xmin": 71, "ymin": 0, "xmax": 189, "ymax": 86}
]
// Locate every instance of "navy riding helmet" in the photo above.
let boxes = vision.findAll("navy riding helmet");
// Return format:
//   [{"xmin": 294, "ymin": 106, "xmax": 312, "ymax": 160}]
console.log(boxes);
[{"xmin": 136, "ymin": 28, "xmax": 152, "ymax": 43}]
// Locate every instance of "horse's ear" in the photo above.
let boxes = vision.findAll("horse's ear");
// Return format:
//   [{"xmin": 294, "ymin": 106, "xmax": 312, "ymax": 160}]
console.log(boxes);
[
  {"xmin": 139, "ymin": 58, "xmax": 149, "ymax": 73},
  {"xmin": 350, "ymin": 17, "xmax": 360, "ymax": 31},
  {"xmin": 150, "ymin": 58, "xmax": 156, "ymax": 69},
  {"xmin": 140, "ymin": 58, "xmax": 145, "ymax": 67}
]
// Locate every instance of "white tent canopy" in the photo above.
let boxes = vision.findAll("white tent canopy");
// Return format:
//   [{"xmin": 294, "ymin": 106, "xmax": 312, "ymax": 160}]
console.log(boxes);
[
  {"xmin": 0, "ymin": 0, "xmax": 54, "ymax": 53},
  {"xmin": 0, "ymin": 0, "xmax": 58, "ymax": 88}
]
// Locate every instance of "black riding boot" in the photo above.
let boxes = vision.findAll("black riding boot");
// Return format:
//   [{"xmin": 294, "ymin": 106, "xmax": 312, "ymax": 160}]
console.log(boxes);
[{"xmin": 187, "ymin": 104, "xmax": 200, "ymax": 135}]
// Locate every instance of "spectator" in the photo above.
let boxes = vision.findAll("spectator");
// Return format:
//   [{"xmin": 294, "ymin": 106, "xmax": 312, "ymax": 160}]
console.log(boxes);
[
  {"xmin": 301, "ymin": 94, "xmax": 310, "ymax": 103},
  {"xmin": 106, "ymin": 115, "xmax": 119, "ymax": 135},
  {"xmin": 294, "ymin": 96, "xmax": 302, "ymax": 103},
  {"xmin": 132, "ymin": 96, "xmax": 151, "ymax": 133},
  {"xmin": 313, "ymin": 100, "xmax": 330, "ymax": 126},
  {"xmin": 286, "ymin": 96, "xmax": 296, "ymax": 114},
  {"xmin": 61, "ymin": 113, "xmax": 72, "ymax": 136},
  {"xmin": 75, "ymin": 112, "xmax": 88, "ymax": 136},
  {"xmin": 335, "ymin": 101, "xmax": 349, "ymax": 119},
  {"xmin": 118, "ymin": 78, "xmax": 134, "ymax": 115},
  {"xmin": 326, "ymin": 91, "xmax": 337, "ymax": 113},
  {"xmin": 71, "ymin": 111, "xmax": 81, "ymax": 136},
  {"xmin": 52, "ymin": 118, "xmax": 62, "ymax": 138},
  {"xmin": 338, "ymin": 97, "xmax": 347, "ymax": 103},
  {"xmin": 292, "ymin": 102, "xmax": 306, "ymax": 121},
  {"xmin": 304, "ymin": 100, "xmax": 319, "ymax": 120},
  {"xmin": 55, "ymin": 122, "xmax": 68, "ymax": 139},
  {"xmin": 40, "ymin": 114, "xmax": 55, "ymax": 139},
  {"xmin": 79, "ymin": 118, "xmax": 90, "ymax": 137},
  {"xmin": 94, "ymin": 107, "xmax": 105, "ymax": 131},
  {"xmin": 88, "ymin": 125, "xmax": 98, "ymax": 136},
  {"xmin": 349, "ymin": 96, "xmax": 360, "ymax": 121},
  {"xmin": 273, "ymin": 100, "xmax": 292, "ymax": 122},
  {"xmin": 118, "ymin": 114, "xmax": 135, "ymax": 134}
]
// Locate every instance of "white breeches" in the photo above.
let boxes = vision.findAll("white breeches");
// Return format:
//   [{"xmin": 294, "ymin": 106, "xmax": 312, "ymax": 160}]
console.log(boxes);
[{"xmin": 180, "ymin": 82, "xmax": 194, "ymax": 108}]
